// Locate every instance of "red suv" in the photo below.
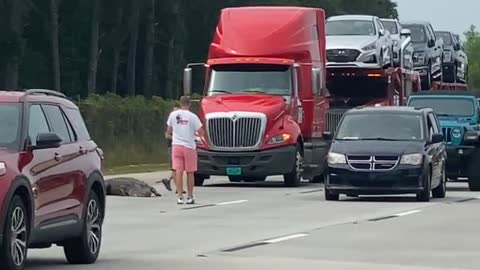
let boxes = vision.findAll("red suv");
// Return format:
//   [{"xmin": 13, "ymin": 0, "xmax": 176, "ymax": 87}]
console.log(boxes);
[{"xmin": 0, "ymin": 89, "xmax": 106, "ymax": 270}]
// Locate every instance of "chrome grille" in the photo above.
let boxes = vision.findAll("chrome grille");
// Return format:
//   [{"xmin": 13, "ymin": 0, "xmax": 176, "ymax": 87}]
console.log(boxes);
[
  {"xmin": 326, "ymin": 109, "xmax": 348, "ymax": 135},
  {"xmin": 206, "ymin": 112, "xmax": 266, "ymax": 150},
  {"xmin": 347, "ymin": 155, "xmax": 400, "ymax": 171},
  {"xmin": 327, "ymin": 49, "xmax": 361, "ymax": 62},
  {"xmin": 442, "ymin": 127, "xmax": 452, "ymax": 143}
]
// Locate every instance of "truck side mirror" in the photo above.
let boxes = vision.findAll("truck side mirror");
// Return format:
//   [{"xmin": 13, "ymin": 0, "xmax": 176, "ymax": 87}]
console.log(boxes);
[
  {"xmin": 428, "ymin": 39, "xmax": 435, "ymax": 48},
  {"xmin": 183, "ymin": 68, "xmax": 192, "ymax": 96},
  {"xmin": 430, "ymin": 133, "xmax": 444, "ymax": 144},
  {"xmin": 454, "ymin": 43, "xmax": 461, "ymax": 51}
]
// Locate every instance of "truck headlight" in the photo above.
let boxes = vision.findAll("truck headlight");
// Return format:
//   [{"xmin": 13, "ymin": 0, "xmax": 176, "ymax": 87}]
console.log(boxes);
[
  {"xmin": 400, "ymin": 153, "xmax": 423, "ymax": 165},
  {"xmin": 413, "ymin": 52, "xmax": 426, "ymax": 64},
  {"xmin": 0, "ymin": 162, "xmax": 6, "ymax": 176},
  {"xmin": 451, "ymin": 128, "xmax": 462, "ymax": 139},
  {"xmin": 268, "ymin": 134, "xmax": 291, "ymax": 144},
  {"xmin": 362, "ymin": 42, "xmax": 376, "ymax": 51},
  {"xmin": 327, "ymin": 152, "xmax": 346, "ymax": 165}
]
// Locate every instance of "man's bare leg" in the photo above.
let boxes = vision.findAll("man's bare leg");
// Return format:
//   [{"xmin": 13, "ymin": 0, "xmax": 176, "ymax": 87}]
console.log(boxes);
[
  {"xmin": 186, "ymin": 172, "xmax": 194, "ymax": 197},
  {"xmin": 175, "ymin": 170, "xmax": 184, "ymax": 197}
]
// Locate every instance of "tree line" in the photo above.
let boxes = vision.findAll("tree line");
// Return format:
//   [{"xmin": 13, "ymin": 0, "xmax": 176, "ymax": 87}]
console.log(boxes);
[{"xmin": 0, "ymin": 0, "xmax": 399, "ymax": 99}]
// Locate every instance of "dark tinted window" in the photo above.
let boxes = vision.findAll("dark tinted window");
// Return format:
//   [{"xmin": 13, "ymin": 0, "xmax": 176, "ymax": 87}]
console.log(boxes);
[
  {"xmin": 42, "ymin": 105, "xmax": 72, "ymax": 143},
  {"xmin": 28, "ymin": 105, "xmax": 50, "ymax": 146},
  {"xmin": 403, "ymin": 24, "xmax": 427, "ymax": 43},
  {"xmin": 0, "ymin": 104, "xmax": 21, "ymax": 149},
  {"xmin": 326, "ymin": 20, "xmax": 376, "ymax": 36},
  {"xmin": 65, "ymin": 108, "xmax": 91, "ymax": 141},
  {"xmin": 408, "ymin": 98, "xmax": 475, "ymax": 116},
  {"xmin": 336, "ymin": 112, "xmax": 423, "ymax": 141},
  {"xmin": 381, "ymin": 20, "xmax": 398, "ymax": 34},
  {"xmin": 436, "ymin": 32, "xmax": 453, "ymax": 46}
]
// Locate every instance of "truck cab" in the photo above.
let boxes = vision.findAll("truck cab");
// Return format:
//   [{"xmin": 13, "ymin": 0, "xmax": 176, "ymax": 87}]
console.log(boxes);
[
  {"xmin": 406, "ymin": 91, "xmax": 480, "ymax": 191},
  {"xmin": 183, "ymin": 7, "xmax": 330, "ymax": 186}
]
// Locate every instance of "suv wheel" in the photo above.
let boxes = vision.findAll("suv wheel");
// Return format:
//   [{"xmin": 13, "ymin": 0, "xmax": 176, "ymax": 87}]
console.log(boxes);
[
  {"xmin": 432, "ymin": 165, "xmax": 447, "ymax": 198},
  {"xmin": 283, "ymin": 143, "xmax": 303, "ymax": 187},
  {"xmin": 64, "ymin": 191, "xmax": 103, "ymax": 264},
  {"xmin": 0, "ymin": 195, "xmax": 28, "ymax": 270},
  {"xmin": 417, "ymin": 169, "xmax": 431, "ymax": 202}
]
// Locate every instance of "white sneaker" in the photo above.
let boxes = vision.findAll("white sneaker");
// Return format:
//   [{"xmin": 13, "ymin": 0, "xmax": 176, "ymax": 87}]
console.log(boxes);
[
  {"xmin": 186, "ymin": 196, "xmax": 195, "ymax": 205},
  {"xmin": 177, "ymin": 196, "xmax": 184, "ymax": 204}
]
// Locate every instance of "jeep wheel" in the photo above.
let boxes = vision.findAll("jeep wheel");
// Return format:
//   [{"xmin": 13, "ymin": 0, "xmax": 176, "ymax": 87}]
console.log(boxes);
[
  {"xmin": 417, "ymin": 170, "xmax": 431, "ymax": 202},
  {"xmin": 283, "ymin": 143, "xmax": 303, "ymax": 187},
  {"xmin": 432, "ymin": 165, "xmax": 447, "ymax": 198},
  {"xmin": 0, "ymin": 195, "xmax": 28, "ymax": 270},
  {"xmin": 64, "ymin": 191, "xmax": 103, "ymax": 264}
]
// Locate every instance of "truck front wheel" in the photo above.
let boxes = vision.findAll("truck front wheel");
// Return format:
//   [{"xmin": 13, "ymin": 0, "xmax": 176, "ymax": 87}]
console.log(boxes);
[{"xmin": 283, "ymin": 143, "xmax": 303, "ymax": 187}]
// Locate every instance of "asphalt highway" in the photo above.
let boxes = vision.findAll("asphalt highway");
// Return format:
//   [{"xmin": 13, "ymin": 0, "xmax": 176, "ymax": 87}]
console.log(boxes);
[{"xmin": 26, "ymin": 172, "xmax": 480, "ymax": 270}]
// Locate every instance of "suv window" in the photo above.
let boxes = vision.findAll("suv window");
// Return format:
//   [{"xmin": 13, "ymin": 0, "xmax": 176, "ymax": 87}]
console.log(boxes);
[
  {"xmin": 65, "ymin": 108, "xmax": 91, "ymax": 141},
  {"xmin": 0, "ymin": 104, "xmax": 21, "ymax": 149},
  {"xmin": 28, "ymin": 105, "xmax": 50, "ymax": 146},
  {"xmin": 42, "ymin": 105, "xmax": 73, "ymax": 144}
]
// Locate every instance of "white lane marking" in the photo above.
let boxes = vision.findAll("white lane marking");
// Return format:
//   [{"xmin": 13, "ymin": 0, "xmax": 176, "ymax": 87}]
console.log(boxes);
[
  {"xmin": 264, "ymin": 233, "xmax": 309, "ymax": 244},
  {"xmin": 215, "ymin": 200, "xmax": 248, "ymax": 206},
  {"xmin": 393, "ymin": 210, "xmax": 422, "ymax": 217}
]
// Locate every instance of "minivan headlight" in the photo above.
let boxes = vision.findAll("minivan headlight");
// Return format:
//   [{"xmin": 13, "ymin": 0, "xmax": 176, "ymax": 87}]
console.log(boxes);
[
  {"xmin": 400, "ymin": 153, "xmax": 423, "ymax": 165},
  {"xmin": 327, "ymin": 152, "xmax": 346, "ymax": 165}
]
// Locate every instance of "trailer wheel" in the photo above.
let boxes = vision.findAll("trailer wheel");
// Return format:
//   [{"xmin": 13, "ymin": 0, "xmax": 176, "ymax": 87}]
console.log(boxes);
[{"xmin": 283, "ymin": 143, "xmax": 303, "ymax": 187}]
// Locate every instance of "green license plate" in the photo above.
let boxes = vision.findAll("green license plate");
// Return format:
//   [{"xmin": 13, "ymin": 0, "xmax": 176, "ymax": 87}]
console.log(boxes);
[{"xmin": 226, "ymin": 167, "xmax": 242, "ymax": 176}]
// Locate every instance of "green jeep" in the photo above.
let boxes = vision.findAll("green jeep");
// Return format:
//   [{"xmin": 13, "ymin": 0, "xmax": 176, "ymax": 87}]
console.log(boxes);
[{"xmin": 407, "ymin": 91, "xmax": 480, "ymax": 191}]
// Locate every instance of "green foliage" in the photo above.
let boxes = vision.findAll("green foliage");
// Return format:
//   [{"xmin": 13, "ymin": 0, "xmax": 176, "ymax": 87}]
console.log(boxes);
[
  {"xmin": 77, "ymin": 94, "xmax": 198, "ymax": 168},
  {"xmin": 464, "ymin": 25, "xmax": 480, "ymax": 91}
]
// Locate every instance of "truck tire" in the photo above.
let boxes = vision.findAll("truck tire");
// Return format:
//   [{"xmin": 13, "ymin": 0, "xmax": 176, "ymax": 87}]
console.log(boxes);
[
  {"xmin": 228, "ymin": 176, "xmax": 266, "ymax": 182},
  {"xmin": 416, "ymin": 169, "xmax": 431, "ymax": 202},
  {"xmin": 0, "ymin": 195, "xmax": 29, "ymax": 270},
  {"xmin": 467, "ymin": 151, "xmax": 480, "ymax": 191},
  {"xmin": 194, "ymin": 174, "xmax": 206, "ymax": 186},
  {"xmin": 283, "ymin": 143, "xmax": 303, "ymax": 187},
  {"xmin": 432, "ymin": 165, "xmax": 447, "ymax": 198},
  {"xmin": 64, "ymin": 191, "xmax": 103, "ymax": 264}
]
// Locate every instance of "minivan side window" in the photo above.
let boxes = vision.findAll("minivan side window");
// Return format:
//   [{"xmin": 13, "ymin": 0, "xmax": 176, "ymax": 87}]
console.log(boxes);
[
  {"xmin": 28, "ymin": 105, "xmax": 50, "ymax": 146},
  {"xmin": 65, "ymin": 108, "xmax": 91, "ymax": 141},
  {"xmin": 42, "ymin": 105, "xmax": 73, "ymax": 144}
]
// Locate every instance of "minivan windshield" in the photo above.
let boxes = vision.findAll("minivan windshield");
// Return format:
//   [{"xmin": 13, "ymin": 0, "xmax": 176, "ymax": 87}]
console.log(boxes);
[
  {"xmin": 326, "ymin": 20, "xmax": 376, "ymax": 36},
  {"xmin": 381, "ymin": 20, "xmax": 398, "ymax": 34},
  {"xmin": 0, "ymin": 104, "xmax": 21, "ymax": 149},
  {"xmin": 335, "ymin": 113, "xmax": 423, "ymax": 141},
  {"xmin": 408, "ymin": 98, "xmax": 475, "ymax": 117},
  {"xmin": 208, "ymin": 64, "xmax": 292, "ymax": 96},
  {"xmin": 402, "ymin": 24, "xmax": 427, "ymax": 43}
]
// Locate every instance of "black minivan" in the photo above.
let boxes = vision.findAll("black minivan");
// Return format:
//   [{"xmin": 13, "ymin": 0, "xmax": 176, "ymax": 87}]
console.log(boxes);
[{"xmin": 323, "ymin": 106, "xmax": 447, "ymax": 202}]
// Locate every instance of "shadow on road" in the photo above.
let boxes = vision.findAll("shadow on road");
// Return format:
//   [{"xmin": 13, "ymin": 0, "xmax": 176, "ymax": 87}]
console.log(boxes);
[
  {"xmin": 27, "ymin": 258, "xmax": 118, "ymax": 269},
  {"xmin": 447, "ymin": 186, "xmax": 472, "ymax": 192},
  {"xmin": 205, "ymin": 180, "xmax": 319, "ymax": 189}
]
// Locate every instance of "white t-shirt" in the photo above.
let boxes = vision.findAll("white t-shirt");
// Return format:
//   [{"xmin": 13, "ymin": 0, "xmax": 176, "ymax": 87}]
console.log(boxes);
[{"xmin": 166, "ymin": 109, "xmax": 202, "ymax": 150}]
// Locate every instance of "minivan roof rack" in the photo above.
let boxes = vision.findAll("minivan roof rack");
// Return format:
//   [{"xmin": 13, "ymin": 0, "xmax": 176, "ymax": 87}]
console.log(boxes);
[{"xmin": 24, "ymin": 89, "xmax": 66, "ymax": 98}]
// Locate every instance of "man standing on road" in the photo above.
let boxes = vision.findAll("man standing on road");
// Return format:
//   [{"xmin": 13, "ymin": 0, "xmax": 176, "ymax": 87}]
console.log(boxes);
[{"xmin": 166, "ymin": 96, "xmax": 203, "ymax": 204}]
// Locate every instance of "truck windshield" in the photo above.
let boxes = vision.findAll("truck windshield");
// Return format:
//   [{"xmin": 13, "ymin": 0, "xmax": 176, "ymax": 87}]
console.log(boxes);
[
  {"xmin": 335, "ymin": 113, "xmax": 423, "ymax": 141},
  {"xmin": 402, "ymin": 24, "xmax": 426, "ymax": 43},
  {"xmin": 381, "ymin": 20, "xmax": 398, "ymax": 34},
  {"xmin": 208, "ymin": 64, "xmax": 292, "ymax": 96},
  {"xmin": 0, "ymin": 104, "xmax": 21, "ymax": 150},
  {"xmin": 326, "ymin": 20, "xmax": 376, "ymax": 36},
  {"xmin": 408, "ymin": 98, "xmax": 475, "ymax": 117},
  {"xmin": 435, "ymin": 32, "xmax": 453, "ymax": 46}
]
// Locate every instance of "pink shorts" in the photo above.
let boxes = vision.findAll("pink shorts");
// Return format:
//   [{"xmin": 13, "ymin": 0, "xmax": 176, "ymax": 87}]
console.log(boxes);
[{"xmin": 172, "ymin": 145, "xmax": 198, "ymax": 172}]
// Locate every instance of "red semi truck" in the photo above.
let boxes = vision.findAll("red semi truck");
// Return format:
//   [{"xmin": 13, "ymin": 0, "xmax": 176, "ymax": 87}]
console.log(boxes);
[{"xmin": 183, "ymin": 6, "xmax": 422, "ymax": 187}]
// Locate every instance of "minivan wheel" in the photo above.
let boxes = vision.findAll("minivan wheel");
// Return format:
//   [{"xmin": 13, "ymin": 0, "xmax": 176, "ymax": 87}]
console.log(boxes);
[
  {"xmin": 0, "ymin": 195, "xmax": 28, "ymax": 270},
  {"xmin": 64, "ymin": 191, "xmax": 103, "ymax": 264},
  {"xmin": 417, "ymin": 170, "xmax": 431, "ymax": 202},
  {"xmin": 283, "ymin": 143, "xmax": 303, "ymax": 187},
  {"xmin": 432, "ymin": 165, "xmax": 447, "ymax": 198}
]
